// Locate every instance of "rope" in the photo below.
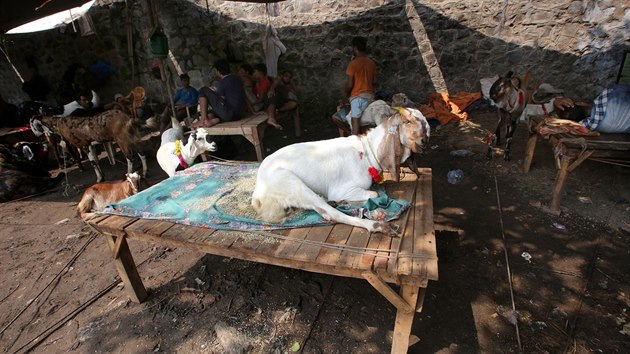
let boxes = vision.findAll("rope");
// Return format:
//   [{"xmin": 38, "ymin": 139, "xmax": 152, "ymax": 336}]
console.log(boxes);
[
  {"xmin": 362, "ymin": 136, "xmax": 384, "ymax": 171},
  {"xmin": 9, "ymin": 249, "xmax": 162, "ymax": 354},
  {"xmin": 493, "ymin": 174, "xmax": 523, "ymax": 351}
]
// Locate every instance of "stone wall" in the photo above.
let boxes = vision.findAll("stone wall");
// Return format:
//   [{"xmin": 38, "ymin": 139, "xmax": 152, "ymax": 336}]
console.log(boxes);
[{"xmin": 1, "ymin": 0, "xmax": 628, "ymax": 123}]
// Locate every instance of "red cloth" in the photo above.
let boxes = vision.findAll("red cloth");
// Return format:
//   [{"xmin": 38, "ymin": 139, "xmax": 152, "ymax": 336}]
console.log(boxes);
[{"xmin": 253, "ymin": 76, "xmax": 271, "ymax": 99}]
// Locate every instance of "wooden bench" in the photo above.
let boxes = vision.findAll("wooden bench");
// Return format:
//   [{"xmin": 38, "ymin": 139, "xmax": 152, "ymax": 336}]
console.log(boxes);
[
  {"xmin": 202, "ymin": 114, "xmax": 269, "ymax": 162},
  {"xmin": 86, "ymin": 168, "xmax": 438, "ymax": 353},
  {"xmin": 199, "ymin": 109, "xmax": 300, "ymax": 162},
  {"xmin": 522, "ymin": 115, "xmax": 630, "ymax": 214}
]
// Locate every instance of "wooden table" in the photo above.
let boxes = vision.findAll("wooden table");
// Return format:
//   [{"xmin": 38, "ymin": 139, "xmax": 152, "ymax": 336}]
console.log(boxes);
[
  {"xmin": 86, "ymin": 168, "xmax": 438, "ymax": 353},
  {"xmin": 522, "ymin": 116, "xmax": 630, "ymax": 214}
]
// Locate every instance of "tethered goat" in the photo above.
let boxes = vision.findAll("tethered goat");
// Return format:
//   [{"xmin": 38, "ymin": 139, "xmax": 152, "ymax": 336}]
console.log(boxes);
[{"xmin": 30, "ymin": 109, "xmax": 148, "ymax": 182}]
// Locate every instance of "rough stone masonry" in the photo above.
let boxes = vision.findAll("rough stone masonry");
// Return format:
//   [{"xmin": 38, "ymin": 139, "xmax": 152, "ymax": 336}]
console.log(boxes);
[{"xmin": 0, "ymin": 0, "xmax": 627, "ymax": 122}]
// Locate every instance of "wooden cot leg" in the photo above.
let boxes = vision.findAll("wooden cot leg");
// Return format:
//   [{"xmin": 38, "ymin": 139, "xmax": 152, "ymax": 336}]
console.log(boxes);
[
  {"xmin": 104, "ymin": 234, "xmax": 148, "ymax": 303},
  {"xmin": 545, "ymin": 156, "xmax": 572, "ymax": 215},
  {"xmin": 251, "ymin": 125, "xmax": 267, "ymax": 162},
  {"xmin": 391, "ymin": 284, "xmax": 420, "ymax": 354},
  {"xmin": 522, "ymin": 131, "xmax": 538, "ymax": 173}
]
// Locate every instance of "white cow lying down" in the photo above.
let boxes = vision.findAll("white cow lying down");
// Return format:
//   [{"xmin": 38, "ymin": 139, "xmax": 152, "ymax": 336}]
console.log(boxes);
[{"xmin": 252, "ymin": 108, "xmax": 430, "ymax": 235}]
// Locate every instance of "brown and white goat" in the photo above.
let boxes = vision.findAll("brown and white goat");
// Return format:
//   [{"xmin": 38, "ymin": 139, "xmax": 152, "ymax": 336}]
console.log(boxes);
[
  {"xmin": 252, "ymin": 107, "xmax": 430, "ymax": 236},
  {"xmin": 30, "ymin": 109, "xmax": 147, "ymax": 182},
  {"xmin": 77, "ymin": 172, "xmax": 141, "ymax": 219},
  {"xmin": 488, "ymin": 71, "xmax": 530, "ymax": 160}
]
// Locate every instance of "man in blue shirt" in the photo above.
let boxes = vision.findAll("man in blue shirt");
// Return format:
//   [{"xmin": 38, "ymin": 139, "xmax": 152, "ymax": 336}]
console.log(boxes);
[
  {"xmin": 160, "ymin": 73, "xmax": 199, "ymax": 131},
  {"xmin": 553, "ymin": 84, "xmax": 630, "ymax": 133},
  {"xmin": 194, "ymin": 60, "xmax": 246, "ymax": 128}
]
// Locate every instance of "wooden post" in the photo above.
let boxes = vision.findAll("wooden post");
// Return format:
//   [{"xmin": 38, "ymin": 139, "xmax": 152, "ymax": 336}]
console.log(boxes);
[
  {"xmin": 391, "ymin": 284, "xmax": 420, "ymax": 354},
  {"xmin": 547, "ymin": 156, "xmax": 572, "ymax": 215},
  {"xmin": 159, "ymin": 57, "xmax": 176, "ymax": 121},
  {"xmin": 522, "ymin": 130, "xmax": 538, "ymax": 173}
]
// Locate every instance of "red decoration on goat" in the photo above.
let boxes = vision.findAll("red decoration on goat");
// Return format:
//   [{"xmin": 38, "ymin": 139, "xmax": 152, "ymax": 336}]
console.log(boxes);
[{"xmin": 368, "ymin": 166, "xmax": 383, "ymax": 184}]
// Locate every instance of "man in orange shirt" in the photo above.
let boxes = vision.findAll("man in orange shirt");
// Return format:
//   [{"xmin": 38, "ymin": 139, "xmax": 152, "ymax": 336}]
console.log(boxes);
[{"xmin": 342, "ymin": 36, "xmax": 376, "ymax": 135}]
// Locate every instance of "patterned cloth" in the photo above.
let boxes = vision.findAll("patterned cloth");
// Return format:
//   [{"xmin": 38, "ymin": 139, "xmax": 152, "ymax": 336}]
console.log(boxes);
[
  {"xmin": 102, "ymin": 162, "xmax": 410, "ymax": 231},
  {"xmin": 581, "ymin": 87, "xmax": 608, "ymax": 131},
  {"xmin": 580, "ymin": 84, "xmax": 630, "ymax": 133}
]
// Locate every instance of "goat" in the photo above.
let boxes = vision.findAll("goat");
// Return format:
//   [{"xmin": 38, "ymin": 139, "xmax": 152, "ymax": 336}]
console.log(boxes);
[
  {"xmin": 77, "ymin": 172, "xmax": 141, "ymax": 219},
  {"xmin": 251, "ymin": 107, "xmax": 430, "ymax": 235},
  {"xmin": 30, "ymin": 109, "xmax": 148, "ymax": 182},
  {"xmin": 156, "ymin": 117, "xmax": 217, "ymax": 177},
  {"xmin": 487, "ymin": 71, "xmax": 530, "ymax": 160}
]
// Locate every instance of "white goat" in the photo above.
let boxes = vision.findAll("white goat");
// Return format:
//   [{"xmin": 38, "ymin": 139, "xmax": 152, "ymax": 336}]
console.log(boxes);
[
  {"xmin": 252, "ymin": 108, "xmax": 430, "ymax": 235},
  {"xmin": 156, "ymin": 117, "xmax": 217, "ymax": 177}
]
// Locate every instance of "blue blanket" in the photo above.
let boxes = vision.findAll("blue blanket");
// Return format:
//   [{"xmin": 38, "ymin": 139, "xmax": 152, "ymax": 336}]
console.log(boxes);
[{"xmin": 102, "ymin": 162, "xmax": 410, "ymax": 231}]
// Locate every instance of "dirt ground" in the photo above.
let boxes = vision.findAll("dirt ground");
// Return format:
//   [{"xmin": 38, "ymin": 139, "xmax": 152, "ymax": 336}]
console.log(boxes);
[{"xmin": 1, "ymin": 108, "xmax": 629, "ymax": 354}]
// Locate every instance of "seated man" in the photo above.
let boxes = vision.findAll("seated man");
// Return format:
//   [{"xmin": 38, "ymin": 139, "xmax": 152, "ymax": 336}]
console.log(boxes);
[
  {"xmin": 552, "ymin": 83, "xmax": 630, "ymax": 133},
  {"xmin": 62, "ymin": 90, "xmax": 103, "ymax": 117},
  {"xmin": 263, "ymin": 69, "xmax": 298, "ymax": 130},
  {"xmin": 249, "ymin": 63, "xmax": 271, "ymax": 113},
  {"xmin": 238, "ymin": 63, "xmax": 257, "ymax": 112},
  {"xmin": 194, "ymin": 60, "xmax": 246, "ymax": 128},
  {"xmin": 160, "ymin": 73, "xmax": 198, "ymax": 131}
]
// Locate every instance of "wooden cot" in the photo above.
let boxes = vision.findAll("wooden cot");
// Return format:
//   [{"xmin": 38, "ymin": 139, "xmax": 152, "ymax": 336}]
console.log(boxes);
[
  {"xmin": 86, "ymin": 168, "xmax": 438, "ymax": 353},
  {"xmin": 522, "ymin": 115, "xmax": 630, "ymax": 214}
]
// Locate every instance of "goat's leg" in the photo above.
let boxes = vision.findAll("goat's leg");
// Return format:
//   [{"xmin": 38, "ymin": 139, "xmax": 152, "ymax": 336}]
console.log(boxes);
[
  {"xmin": 503, "ymin": 118, "xmax": 519, "ymax": 161},
  {"xmin": 46, "ymin": 135, "xmax": 63, "ymax": 169},
  {"xmin": 88, "ymin": 145, "xmax": 104, "ymax": 182},
  {"xmin": 126, "ymin": 157, "xmax": 133, "ymax": 174},
  {"xmin": 125, "ymin": 153, "xmax": 148, "ymax": 178},
  {"xmin": 488, "ymin": 111, "xmax": 509, "ymax": 160},
  {"xmin": 487, "ymin": 121, "xmax": 502, "ymax": 160},
  {"xmin": 139, "ymin": 153, "xmax": 147, "ymax": 178},
  {"xmin": 69, "ymin": 146, "xmax": 85, "ymax": 171}
]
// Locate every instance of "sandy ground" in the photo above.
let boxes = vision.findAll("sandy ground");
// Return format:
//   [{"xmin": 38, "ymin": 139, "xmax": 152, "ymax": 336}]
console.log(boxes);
[{"xmin": 1, "ymin": 109, "xmax": 629, "ymax": 353}]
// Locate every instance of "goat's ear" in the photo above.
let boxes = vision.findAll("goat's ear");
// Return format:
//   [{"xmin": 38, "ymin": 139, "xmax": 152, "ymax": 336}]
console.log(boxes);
[{"xmin": 378, "ymin": 113, "xmax": 404, "ymax": 182}]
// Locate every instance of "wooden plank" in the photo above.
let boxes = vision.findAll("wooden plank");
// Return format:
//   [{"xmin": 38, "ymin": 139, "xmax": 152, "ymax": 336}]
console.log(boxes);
[
  {"xmin": 203, "ymin": 114, "xmax": 268, "ymax": 136},
  {"xmin": 396, "ymin": 202, "xmax": 415, "ymax": 277},
  {"xmin": 359, "ymin": 232, "xmax": 386, "ymax": 271},
  {"xmin": 373, "ymin": 175, "xmax": 415, "ymax": 277},
  {"xmin": 315, "ymin": 223, "xmax": 353, "ymax": 265},
  {"xmin": 362, "ymin": 271, "xmax": 413, "ymax": 313},
  {"xmin": 387, "ymin": 178, "xmax": 417, "ymax": 278},
  {"xmin": 229, "ymin": 229, "xmax": 269, "ymax": 252},
  {"xmin": 125, "ymin": 219, "xmax": 176, "ymax": 239},
  {"xmin": 292, "ymin": 225, "xmax": 334, "ymax": 262},
  {"xmin": 254, "ymin": 228, "xmax": 292, "ymax": 257},
  {"xmin": 337, "ymin": 226, "xmax": 370, "ymax": 269},
  {"xmin": 94, "ymin": 215, "xmax": 139, "ymax": 237},
  {"xmin": 412, "ymin": 169, "xmax": 438, "ymax": 281},
  {"xmin": 273, "ymin": 226, "xmax": 311, "ymax": 259}
]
